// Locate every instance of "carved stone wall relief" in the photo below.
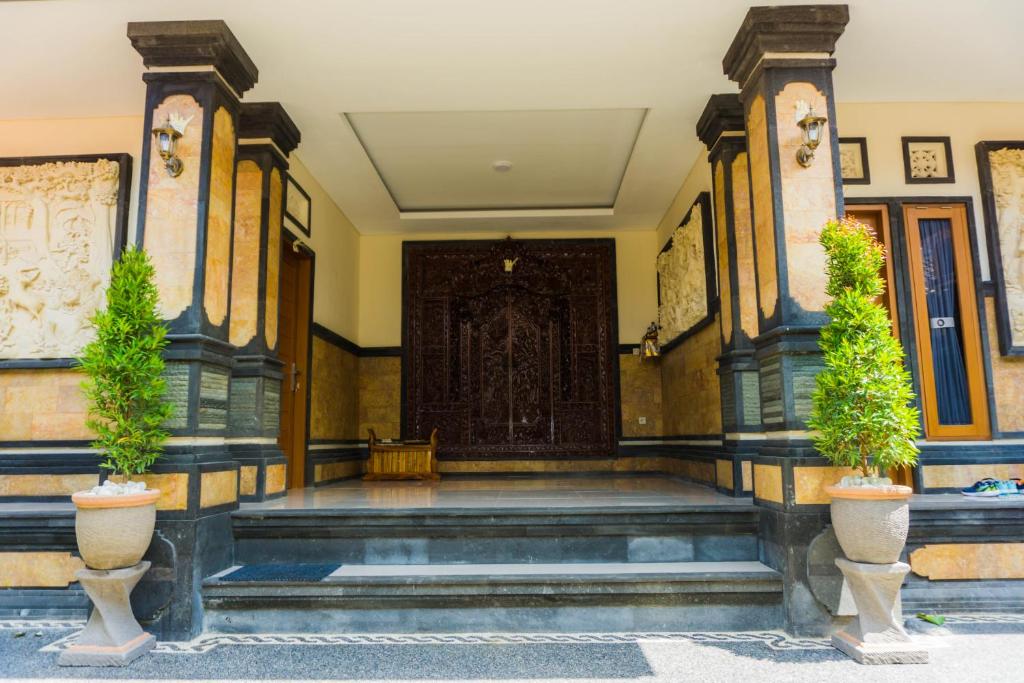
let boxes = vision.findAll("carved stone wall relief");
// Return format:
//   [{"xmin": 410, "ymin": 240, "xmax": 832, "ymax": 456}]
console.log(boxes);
[
  {"xmin": 657, "ymin": 193, "xmax": 715, "ymax": 347},
  {"xmin": 979, "ymin": 143, "xmax": 1024, "ymax": 353},
  {"xmin": 0, "ymin": 157, "xmax": 128, "ymax": 359}
]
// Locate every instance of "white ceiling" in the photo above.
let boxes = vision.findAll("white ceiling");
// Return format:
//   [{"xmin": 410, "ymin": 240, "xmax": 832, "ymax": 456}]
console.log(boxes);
[
  {"xmin": 2, "ymin": 0, "xmax": 1023, "ymax": 235},
  {"xmin": 347, "ymin": 109, "xmax": 646, "ymax": 212}
]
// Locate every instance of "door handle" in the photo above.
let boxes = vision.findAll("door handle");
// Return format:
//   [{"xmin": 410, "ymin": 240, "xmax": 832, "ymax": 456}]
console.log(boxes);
[{"xmin": 289, "ymin": 362, "xmax": 303, "ymax": 393}]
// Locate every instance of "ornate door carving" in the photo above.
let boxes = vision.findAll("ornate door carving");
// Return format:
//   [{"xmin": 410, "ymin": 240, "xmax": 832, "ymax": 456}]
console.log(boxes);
[{"xmin": 403, "ymin": 239, "xmax": 617, "ymax": 458}]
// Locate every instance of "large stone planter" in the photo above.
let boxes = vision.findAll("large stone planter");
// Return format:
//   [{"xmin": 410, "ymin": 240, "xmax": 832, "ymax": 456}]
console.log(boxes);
[
  {"xmin": 71, "ymin": 489, "xmax": 160, "ymax": 570},
  {"xmin": 825, "ymin": 485, "xmax": 912, "ymax": 564}
]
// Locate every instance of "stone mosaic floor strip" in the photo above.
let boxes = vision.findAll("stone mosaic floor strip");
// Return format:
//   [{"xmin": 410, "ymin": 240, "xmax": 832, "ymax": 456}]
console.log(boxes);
[
  {"xmin": 36, "ymin": 630, "xmax": 833, "ymax": 654},
  {"xmin": 15, "ymin": 612, "xmax": 1024, "ymax": 656}
]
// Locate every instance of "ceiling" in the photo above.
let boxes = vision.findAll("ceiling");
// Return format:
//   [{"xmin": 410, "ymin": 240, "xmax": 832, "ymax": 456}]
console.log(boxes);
[
  {"xmin": 347, "ymin": 109, "xmax": 646, "ymax": 213},
  {"xmin": 2, "ymin": 0, "xmax": 1023, "ymax": 235}
]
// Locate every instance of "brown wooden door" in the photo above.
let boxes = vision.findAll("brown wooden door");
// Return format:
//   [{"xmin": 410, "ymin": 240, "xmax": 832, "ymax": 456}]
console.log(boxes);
[
  {"xmin": 847, "ymin": 205, "xmax": 900, "ymax": 339},
  {"xmin": 278, "ymin": 241, "xmax": 313, "ymax": 488},
  {"xmin": 403, "ymin": 239, "xmax": 618, "ymax": 458}
]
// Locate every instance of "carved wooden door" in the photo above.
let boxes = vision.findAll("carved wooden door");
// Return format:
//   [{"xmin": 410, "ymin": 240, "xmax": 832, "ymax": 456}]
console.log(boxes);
[{"xmin": 403, "ymin": 239, "xmax": 617, "ymax": 458}]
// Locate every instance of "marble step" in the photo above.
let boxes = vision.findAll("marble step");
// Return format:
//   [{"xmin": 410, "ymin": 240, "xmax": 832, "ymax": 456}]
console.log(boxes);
[
  {"xmin": 201, "ymin": 560, "xmax": 783, "ymax": 634},
  {"xmin": 231, "ymin": 505, "xmax": 761, "ymax": 565}
]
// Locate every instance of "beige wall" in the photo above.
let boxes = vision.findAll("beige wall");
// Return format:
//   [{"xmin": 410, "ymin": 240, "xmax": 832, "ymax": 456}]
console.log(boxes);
[
  {"xmin": 838, "ymin": 101, "xmax": 1024, "ymax": 281},
  {"xmin": 0, "ymin": 116, "xmax": 143, "ymax": 237},
  {"xmin": 357, "ymin": 229, "xmax": 659, "ymax": 347},
  {"xmin": 656, "ymin": 149, "xmax": 712, "ymax": 248},
  {"xmin": 286, "ymin": 156, "xmax": 361, "ymax": 342}
]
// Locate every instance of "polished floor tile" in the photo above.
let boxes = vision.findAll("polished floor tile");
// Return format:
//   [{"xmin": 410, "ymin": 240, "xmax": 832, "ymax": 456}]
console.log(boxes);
[{"xmin": 240, "ymin": 474, "xmax": 749, "ymax": 512}]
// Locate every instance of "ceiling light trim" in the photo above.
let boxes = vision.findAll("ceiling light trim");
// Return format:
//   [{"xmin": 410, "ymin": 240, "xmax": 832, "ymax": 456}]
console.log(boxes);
[{"xmin": 399, "ymin": 207, "xmax": 615, "ymax": 220}]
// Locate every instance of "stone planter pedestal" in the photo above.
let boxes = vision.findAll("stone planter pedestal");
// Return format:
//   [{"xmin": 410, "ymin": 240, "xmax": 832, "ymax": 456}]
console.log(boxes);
[
  {"xmin": 58, "ymin": 561, "xmax": 155, "ymax": 667},
  {"xmin": 830, "ymin": 558, "xmax": 928, "ymax": 664}
]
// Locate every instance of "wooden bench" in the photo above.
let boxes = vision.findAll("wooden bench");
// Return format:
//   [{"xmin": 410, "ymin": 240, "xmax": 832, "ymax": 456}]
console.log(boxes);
[{"xmin": 363, "ymin": 428, "xmax": 440, "ymax": 481}]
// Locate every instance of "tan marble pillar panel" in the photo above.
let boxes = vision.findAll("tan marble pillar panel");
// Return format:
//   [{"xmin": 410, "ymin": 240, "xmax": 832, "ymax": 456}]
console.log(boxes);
[
  {"xmin": 229, "ymin": 160, "xmax": 263, "ymax": 347},
  {"xmin": 731, "ymin": 152, "xmax": 759, "ymax": 340},
  {"xmin": 775, "ymin": 82, "xmax": 836, "ymax": 313},
  {"xmin": 203, "ymin": 107, "xmax": 236, "ymax": 328},
  {"xmin": 747, "ymin": 94, "xmax": 778, "ymax": 320},
  {"xmin": 714, "ymin": 160, "xmax": 733, "ymax": 345},
  {"xmin": 145, "ymin": 95, "xmax": 203, "ymax": 320},
  {"xmin": 264, "ymin": 168, "xmax": 283, "ymax": 350}
]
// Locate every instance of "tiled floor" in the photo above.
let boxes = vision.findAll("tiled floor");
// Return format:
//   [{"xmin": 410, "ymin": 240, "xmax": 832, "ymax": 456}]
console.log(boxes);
[{"xmin": 240, "ymin": 474, "xmax": 748, "ymax": 512}]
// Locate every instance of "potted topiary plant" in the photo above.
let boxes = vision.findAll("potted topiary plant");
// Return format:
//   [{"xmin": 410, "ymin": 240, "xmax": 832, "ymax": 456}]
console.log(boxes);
[
  {"xmin": 809, "ymin": 219, "xmax": 921, "ymax": 564},
  {"xmin": 72, "ymin": 246, "xmax": 172, "ymax": 570}
]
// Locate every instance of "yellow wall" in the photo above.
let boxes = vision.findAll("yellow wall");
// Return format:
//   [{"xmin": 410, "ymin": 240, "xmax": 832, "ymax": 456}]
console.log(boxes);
[
  {"xmin": 286, "ymin": 156, "xmax": 361, "ymax": 342},
  {"xmin": 656, "ymin": 149, "xmax": 712, "ymax": 248},
  {"xmin": 0, "ymin": 116, "xmax": 143, "ymax": 237},
  {"xmin": 838, "ymin": 101, "xmax": 1024, "ymax": 282},
  {"xmin": 357, "ymin": 229, "xmax": 659, "ymax": 347}
]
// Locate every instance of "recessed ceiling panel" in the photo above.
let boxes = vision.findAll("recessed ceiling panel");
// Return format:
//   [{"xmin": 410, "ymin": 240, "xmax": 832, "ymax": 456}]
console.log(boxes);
[{"xmin": 345, "ymin": 109, "xmax": 646, "ymax": 212}]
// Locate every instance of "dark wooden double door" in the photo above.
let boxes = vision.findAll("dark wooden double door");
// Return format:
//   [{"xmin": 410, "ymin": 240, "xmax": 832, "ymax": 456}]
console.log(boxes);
[{"xmin": 403, "ymin": 239, "xmax": 618, "ymax": 458}]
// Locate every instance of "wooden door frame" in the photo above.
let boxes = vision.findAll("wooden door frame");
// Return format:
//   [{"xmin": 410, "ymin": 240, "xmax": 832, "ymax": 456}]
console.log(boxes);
[
  {"xmin": 902, "ymin": 204, "xmax": 990, "ymax": 440},
  {"xmin": 281, "ymin": 229, "xmax": 316, "ymax": 488},
  {"xmin": 847, "ymin": 197, "xmax": 995, "ymax": 442}
]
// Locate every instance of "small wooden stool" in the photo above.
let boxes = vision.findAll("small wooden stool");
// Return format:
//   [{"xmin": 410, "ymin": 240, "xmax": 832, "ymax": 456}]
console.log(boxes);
[{"xmin": 363, "ymin": 428, "xmax": 440, "ymax": 481}]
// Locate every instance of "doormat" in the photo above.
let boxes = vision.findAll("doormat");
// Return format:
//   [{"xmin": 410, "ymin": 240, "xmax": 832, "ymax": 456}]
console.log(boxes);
[{"xmin": 219, "ymin": 563, "xmax": 339, "ymax": 582}]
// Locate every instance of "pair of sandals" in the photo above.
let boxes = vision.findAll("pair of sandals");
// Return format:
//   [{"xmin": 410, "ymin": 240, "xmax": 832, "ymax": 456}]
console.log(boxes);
[{"xmin": 960, "ymin": 478, "xmax": 1023, "ymax": 497}]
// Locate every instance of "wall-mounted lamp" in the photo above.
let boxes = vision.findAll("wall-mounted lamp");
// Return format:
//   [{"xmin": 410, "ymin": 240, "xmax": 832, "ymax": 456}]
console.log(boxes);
[
  {"xmin": 151, "ymin": 113, "xmax": 193, "ymax": 178},
  {"xmin": 795, "ymin": 106, "xmax": 828, "ymax": 167},
  {"xmin": 641, "ymin": 321, "xmax": 661, "ymax": 361}
]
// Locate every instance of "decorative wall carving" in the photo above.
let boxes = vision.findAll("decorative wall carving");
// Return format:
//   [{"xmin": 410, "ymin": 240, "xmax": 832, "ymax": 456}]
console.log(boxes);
[
  {"xmin": 838, "ymin": 137, "xmax": 869, "ymax": 184},
  {"xmin": 0, "ymin": 155, "xmax": 129, "ymax": 359},
  {"xmin": 977, "ymin": 142, "xmax": 1024, "ymax": 354},
  {"xmin": 403, "ymin": 239, "xmax": 618, "ymax": 458},
  {"xmin": 656, "ymin": 192, "xmax": 716, "ymax": 349},
  {"xmin": 903, "ymin": 136, "xmax": 954, "ymax": 184}
]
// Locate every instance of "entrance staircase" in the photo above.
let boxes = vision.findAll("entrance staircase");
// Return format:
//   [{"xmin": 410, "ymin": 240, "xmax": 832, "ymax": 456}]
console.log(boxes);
[{"xmin": 201, "ymin": 498, "xmax": 783, "ymax": 633}]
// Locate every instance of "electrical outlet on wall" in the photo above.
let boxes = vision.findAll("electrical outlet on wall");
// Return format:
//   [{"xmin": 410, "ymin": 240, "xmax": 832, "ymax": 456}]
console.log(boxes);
[
  {"xmin": 632, "ymin": 347, "xmax": 640, "ymax": 356},
  {"xmin": 638, "ymin": 416, "xmax": 647, "ymax": 425}
]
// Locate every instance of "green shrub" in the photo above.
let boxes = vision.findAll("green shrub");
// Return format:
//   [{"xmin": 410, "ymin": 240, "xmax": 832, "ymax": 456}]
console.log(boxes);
[
  {"xmin": 807, "ymin": 219, "xmax": 920, "ymax": 478},
  {"xmin": 78, "ymin": 246, "xmax": 172, "ymax": 480}
]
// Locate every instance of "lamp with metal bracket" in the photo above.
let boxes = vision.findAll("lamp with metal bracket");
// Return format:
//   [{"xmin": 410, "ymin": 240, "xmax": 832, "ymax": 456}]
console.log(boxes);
[
  {"xmin": 796, "ymin": 107, "xmax": 828, "ymax": 167},
  {"xmin": 151, "ymin": 118, "xmax": 184, "ymax": 177}
]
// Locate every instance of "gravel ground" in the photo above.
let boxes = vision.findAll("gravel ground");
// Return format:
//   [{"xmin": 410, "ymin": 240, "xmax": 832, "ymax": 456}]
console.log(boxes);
[{"xmin": 0, "ymin": 622, "xmax": 1018, "ymax": 682}]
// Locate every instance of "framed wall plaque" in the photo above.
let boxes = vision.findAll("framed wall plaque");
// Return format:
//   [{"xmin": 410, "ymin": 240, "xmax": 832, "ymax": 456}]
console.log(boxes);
[
  {"xmin": 656, "ymin": 192, "xmax": 717, "ymax": 353},
  {"xmin": 902, "ymin": 136, "xmax": 955, "ymax": 184},
  {"xmin": 838, "ymin": 137, "xmax": 870, "ymax": 184},
  {"xmin": 284, "ymin": 173, "xmax": 311, "ymax": 236}
]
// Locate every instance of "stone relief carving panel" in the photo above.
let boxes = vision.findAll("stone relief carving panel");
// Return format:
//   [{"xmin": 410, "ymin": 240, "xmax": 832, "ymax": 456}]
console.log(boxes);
[
  {"xmin": 657, "ymin": 194, "xmax": 713, "ymax": 344},
  {"xmin": 0, "ymin": 157, "xmax": 127, "ymax": 359},
  {"xmin": 986, "ymin": 146, "xmax": 1024, "ymax": 350}
]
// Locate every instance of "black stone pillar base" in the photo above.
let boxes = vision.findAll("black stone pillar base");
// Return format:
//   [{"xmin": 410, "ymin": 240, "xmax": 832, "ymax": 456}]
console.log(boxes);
[
  {"xmin": 753, "ymin": 327, "xmax": 822, "ymax": 432},
  {"xmin": 127, "ymin": 447, "xmax": 239, "ymax": 642},
  {"xmin": 718, "ymin": 349, "xmax": 762, "ymax": 435},
  {"xmin": 232, "ymin": 442, "xmax": 287, "ymax": 502},
  {"xmin": 229, "ymin": 354, "xmax": 286, "ymax": 502}
]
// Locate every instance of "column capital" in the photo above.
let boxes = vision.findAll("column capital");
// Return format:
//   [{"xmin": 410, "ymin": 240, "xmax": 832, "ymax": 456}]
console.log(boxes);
[
  {"xmin": 127, "ymin": 20, "xmax": 259, "ymax": 96},
  {"xmin": 696, "ymin": 94, "xmax": 746, "ymax": 151},
  {"xmin": 722, "ymin": 4, "xmax": 849, "ymax": 87},
  {"xmin": 239, "ymin": 102, "xmax": 302, "ymax": 162}
]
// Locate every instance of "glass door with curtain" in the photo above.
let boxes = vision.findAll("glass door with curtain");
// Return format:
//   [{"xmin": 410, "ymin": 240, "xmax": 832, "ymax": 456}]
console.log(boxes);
[{"xmin": 902, "ymin": 204, "xmax": 990, "ymax": 440}]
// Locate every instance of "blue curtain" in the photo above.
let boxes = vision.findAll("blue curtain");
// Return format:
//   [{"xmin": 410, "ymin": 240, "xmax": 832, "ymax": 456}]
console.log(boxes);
[{"xmin": 918, "ymin": 218, "xmax": 972, "ymax": 425}]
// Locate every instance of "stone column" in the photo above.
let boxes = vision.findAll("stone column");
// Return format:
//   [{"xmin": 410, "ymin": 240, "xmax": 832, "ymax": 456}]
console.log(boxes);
[
  {"xmin": 722, "ymin": 4, "xmax": 849, "ymax": 634},
  {"xmin": 229, "ymin": 102, "xmax": 299, "ymax": 501},
  {"xmin": 697, "ymin": 94, "xmax": 760, "ymax": 496},
  {"xmin": 127, "ymin": 20, "xmax": 258, "ymax": 640}
]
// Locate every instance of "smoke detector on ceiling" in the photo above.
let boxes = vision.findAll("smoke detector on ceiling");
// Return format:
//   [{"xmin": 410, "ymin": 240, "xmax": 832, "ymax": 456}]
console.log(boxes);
[{"xmin": 492, "ymin": 160, "xmax": 513, "ymax": 172}]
